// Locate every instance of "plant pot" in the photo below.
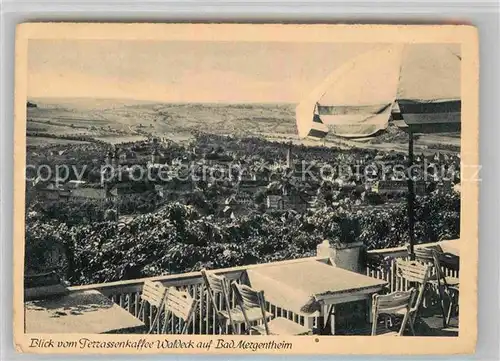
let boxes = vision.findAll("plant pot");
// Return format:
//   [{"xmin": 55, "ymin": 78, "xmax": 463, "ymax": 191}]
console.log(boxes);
[
  {"xmin": 331, "ymin": 241, "xmax": 364, "ymax": 273},
  {"xmin": 317, "ymin": 240, "xmax": 364, "ymax": 273}
]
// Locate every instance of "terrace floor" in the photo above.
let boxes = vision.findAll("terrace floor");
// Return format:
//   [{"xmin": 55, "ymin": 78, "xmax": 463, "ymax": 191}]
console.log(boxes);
[
  {"xmin": 416, "ymin": 307, "xmax": 459, "ymax": 337},
  {"xmin": 335, "ymin": 303, "xmax": 458, "ymax": 336}
]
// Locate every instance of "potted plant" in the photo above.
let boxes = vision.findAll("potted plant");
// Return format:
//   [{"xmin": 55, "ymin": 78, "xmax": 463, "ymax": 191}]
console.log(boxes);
[{"xmin": 316, "ymin": 211, "xmax": 365, "ymax": 273}]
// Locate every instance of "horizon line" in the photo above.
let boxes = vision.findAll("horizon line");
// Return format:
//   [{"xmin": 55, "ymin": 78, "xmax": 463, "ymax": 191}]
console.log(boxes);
[{"xmin": 27, "ymin": 96, "xmax": 298, "ymax": 105}]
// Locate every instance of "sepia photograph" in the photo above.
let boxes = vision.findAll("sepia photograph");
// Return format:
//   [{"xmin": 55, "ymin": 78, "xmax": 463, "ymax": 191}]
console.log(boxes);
[{"xmin": 14, "ymin": 24, "xmax": 478, "ymax": 354}]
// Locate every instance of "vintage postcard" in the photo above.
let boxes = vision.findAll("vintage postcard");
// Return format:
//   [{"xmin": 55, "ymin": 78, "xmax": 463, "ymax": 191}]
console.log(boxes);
[{"xmin": 13, "ymin": 23, "xmax": 479, "ymax": 354}]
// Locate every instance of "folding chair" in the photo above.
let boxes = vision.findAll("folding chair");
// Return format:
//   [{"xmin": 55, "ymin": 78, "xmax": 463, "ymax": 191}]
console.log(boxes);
[
  {"xmin": 201, "ymin": 269, "xmax": 237, "ymax": 333},
  {"xmin": 371, "ymin": 288, "xmax": 416, "ymax": 336},
  {"xmin": 414, "ymin": 247, "xmax": 445, "ymax": 306},
  {"xmin": 396, "ymin": 259, "xmax": 432, "ymax": 333},
  {"xmin": 232, "ymin": 283, "xmax": 311, "ymax": 335},
  {"xmin": 201, "ymin": 269, "xmax": 271, "ymax": 334},
  {"xmin": 415, "ymin": 247, "xmax": 459, "ymax": 327},
  {"xmin": 434, "ymin": 251, "xmax": 459, "ymax": 326},
  {"xmin": 446, "ymin": 284, "xmax": 459, "ymax": 326},
  {"xmin": 138, "ymin": 280, "xmax": 168, "ymax": 334},
  {"xmin": 161, "ymin": 287, "xmax": 199, "ymax": 334}
]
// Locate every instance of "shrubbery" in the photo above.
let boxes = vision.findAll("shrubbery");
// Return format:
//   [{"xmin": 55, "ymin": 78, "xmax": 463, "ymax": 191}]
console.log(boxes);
[{"xmin": 25, "ymin": 191, "xmax": 460, "ymax": 285}]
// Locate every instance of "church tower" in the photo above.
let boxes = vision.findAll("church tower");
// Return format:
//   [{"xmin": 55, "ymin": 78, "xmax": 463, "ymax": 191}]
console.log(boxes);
[
  {"xmin": 151, "ymin": 148, "xmax": 160, "ymax": 164},
  {"xmin": 286, "ymin": 142, "xmax": 292, "ymax": 168},
  {"xmin": 105, "ymin": 151, "xmax": 113, "ymax": 166}
]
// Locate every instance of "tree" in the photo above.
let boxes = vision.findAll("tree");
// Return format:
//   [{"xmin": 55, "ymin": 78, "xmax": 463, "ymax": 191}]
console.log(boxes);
[{"xmin": 104, "ymin": 209, "xmax": 118, "ymax": 221}]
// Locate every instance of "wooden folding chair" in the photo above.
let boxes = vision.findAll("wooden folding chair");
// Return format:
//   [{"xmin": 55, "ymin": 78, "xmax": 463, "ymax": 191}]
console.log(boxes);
[
  {"xmin": 415, "ymin": 247, "xmax": 459, "ymax": 327},
  {"xmin": 446, "ymin": 284, "xmax": 459, "ymax": 326},
  {"xmin": 414, "ymin": 247, "xmax": 444, "ymax": 306},
  {"xmin": 232, "ymin": 283, "xmax": 311, "ymax": 335},
  {"xmin": 201, "ymin": 269, "xmax": 271, "ymax": 334},
  {"xmin": 161, "ymin": 287, "xmax": 198, "ymax": 334},
  {"xmin": 434, "ymin": 251, "xmax": 459, "ymax": 326},
  {"xmin": 371, "ymin": 289, "xmax": 416, "ymax": 336},
  {"xmin": 201, "ymin": 269, "xmax": 239, "ymax": 333},
  {"xmin": 396, "ymin": 259, "xmax": 432, "ymax": 333},
  {"xmin": 138, "ymin": 280, "xmax": 168, "ymax": 334},
  {"xmin": 415, "ymin": 246, "xmax": 460, "ymax": 286}
]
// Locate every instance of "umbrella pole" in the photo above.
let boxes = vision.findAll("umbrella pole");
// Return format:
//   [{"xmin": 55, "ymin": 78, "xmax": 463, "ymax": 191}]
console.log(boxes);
[{"xmin": 407, "ymin": 131, "xmax": 416, "ymax": 260}]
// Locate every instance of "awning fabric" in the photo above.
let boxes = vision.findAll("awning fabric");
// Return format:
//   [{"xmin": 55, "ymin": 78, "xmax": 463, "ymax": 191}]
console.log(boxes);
[{"xmin": 296, "ymin": 44, "xmax": 461, "ymax": 139}]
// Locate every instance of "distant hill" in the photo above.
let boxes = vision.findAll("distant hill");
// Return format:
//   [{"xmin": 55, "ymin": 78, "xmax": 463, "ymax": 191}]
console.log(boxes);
[
  {"xmin": 26, "ymin": 97, "xmax": 460, "ymax": 152},
  {"xmin": 27, "ymin": 97, "xmax": 159, "ymax": 111},
  {"xmin": 25, "ymin": 98, "xmax": 298, "ymax": 147}
]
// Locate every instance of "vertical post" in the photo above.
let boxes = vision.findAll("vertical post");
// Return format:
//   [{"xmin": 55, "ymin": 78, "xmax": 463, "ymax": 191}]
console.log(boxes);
[
  {"xmin": 407, "ymin": 131, "xmax": 415, "ymax": 260},
  {"xmin": 366, "ymin": 296, "xmax": 373, "ymax": 324},
  {"xmin": 330, "ymin": 306, "xmax": 336, "ymax": 336},
  {"xmin": 286, "ymin": 141, "xmax": 292, "ymax": 168},
  {"xmin": 305, "ymin": 316, "xmax": 315, "ymax": 333}
]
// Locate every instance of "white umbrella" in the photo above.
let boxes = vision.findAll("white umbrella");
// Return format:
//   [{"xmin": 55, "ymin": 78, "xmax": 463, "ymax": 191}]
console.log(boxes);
[
  {"xmin": 296, "ymin": 43, "xmax": 461, "ymax": 139},
  {"xmin": 296, "ymin": 44, "xmax": 461, "ymax": 258}
]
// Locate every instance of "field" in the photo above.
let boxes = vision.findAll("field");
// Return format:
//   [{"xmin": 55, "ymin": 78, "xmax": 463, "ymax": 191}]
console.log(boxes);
[
  {"xmin": 27, "ymin": 97, "xmax": 460, "ymax": 153},
  {"xmin": 27, "ymin": 137, "xmax": 90, "ymax": 146},
  {"xmin": 93, "ymin": 135, "xmax": 148, "ymax": 144}
]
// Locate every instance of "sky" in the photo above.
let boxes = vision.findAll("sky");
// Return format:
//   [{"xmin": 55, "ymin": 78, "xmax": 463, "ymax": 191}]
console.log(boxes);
[{"xmin": 27, "ymin": 40, "xmax": 377, "ymax": 103}]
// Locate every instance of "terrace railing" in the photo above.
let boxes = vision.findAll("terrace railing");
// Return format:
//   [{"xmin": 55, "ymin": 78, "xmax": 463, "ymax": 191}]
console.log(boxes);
[
  {"xmin": 66, "ymin": 242, "xmax": 459, "ymax": 335},
  {"xmin": 69, "ymin": 258, "xmax": 316, "ymax": 335},
  {"xmin": 365, "ymin": 242, "xmax": 459, "ymax": 293}
]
